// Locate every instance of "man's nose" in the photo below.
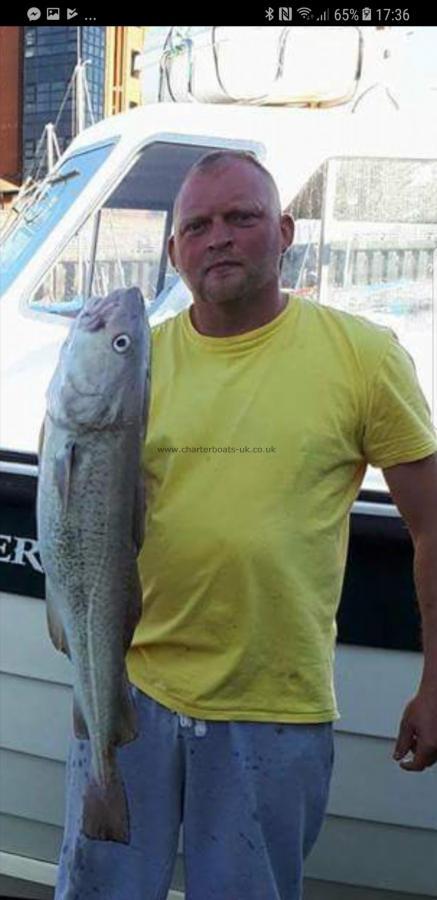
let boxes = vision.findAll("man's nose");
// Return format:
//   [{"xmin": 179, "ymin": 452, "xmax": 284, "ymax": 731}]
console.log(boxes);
[{"xmin": 207, "ymin": 218, "xmax": 233, "ymax": 249}]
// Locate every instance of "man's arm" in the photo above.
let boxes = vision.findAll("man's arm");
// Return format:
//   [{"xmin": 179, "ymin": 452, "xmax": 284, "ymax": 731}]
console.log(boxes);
[{"xmin": 383, "ymin": 451, "xmax": 437, "ymax": 771}]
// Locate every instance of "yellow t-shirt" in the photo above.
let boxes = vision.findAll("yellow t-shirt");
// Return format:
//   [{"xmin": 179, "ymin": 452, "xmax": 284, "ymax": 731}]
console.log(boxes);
[{"xmin": 126, "ymin": 294, "xmax": 437, "ymax": 723}]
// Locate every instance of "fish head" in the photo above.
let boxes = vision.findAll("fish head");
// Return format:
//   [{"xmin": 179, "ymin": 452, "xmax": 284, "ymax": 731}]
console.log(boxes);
[{"xmin": 47, "ymin": 287, "xmax": 151, "ymax": 430}]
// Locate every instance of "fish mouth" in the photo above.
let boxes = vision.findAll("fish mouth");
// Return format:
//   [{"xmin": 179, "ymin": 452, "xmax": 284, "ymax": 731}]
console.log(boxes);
[{"xmin": 68, "ymin": 374, "xmax": 102, "ymax": 398}]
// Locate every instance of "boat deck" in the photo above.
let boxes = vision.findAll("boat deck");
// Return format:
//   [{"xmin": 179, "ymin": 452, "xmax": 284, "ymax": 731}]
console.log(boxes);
[{"xmin": 0, "ymin": 873, "xmax": 433, "ymax": 900}]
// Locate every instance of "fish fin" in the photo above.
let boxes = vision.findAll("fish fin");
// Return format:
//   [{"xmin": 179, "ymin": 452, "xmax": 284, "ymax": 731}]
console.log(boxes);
[
  {"xmin": 54, "ymin": 441, "xmax": 76, "ymax": 513},
  {"xmin": 73, "ymin": 692, "xmax": 89, "ymax": 740},
  {"xmin": 143, "ymin": 364, "xmax": 151, "ymax": 435},
  {"xmin": 82, "ymin": 770, "xmax": 130, "ymax": 844},
  {"xmin": 132, "ymin": 466, "xmax": 146, "ymax": 555},
  {"xmin": 45, "ymin": 580, "xmax": 70, "ymax": 657},
  {"xmin": 37, "ymin": 417, "xmax": 46, "ymax": 461},
  {"xmin": 133, "ymin": 360, "xmax": 151, "ymax": 554},
  {"xmin": 115, "ymin": 675, "xmax": 138, "ymax": 745},
  {"xmin": 123, "ymin": 571, "xmax": 143, "ymax": 653}
]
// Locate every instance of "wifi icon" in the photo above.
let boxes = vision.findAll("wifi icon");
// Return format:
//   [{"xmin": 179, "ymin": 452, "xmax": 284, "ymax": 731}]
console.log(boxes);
[{"xmin": 297, "ymin": 6, "xmax": 312, "ymax": 17}]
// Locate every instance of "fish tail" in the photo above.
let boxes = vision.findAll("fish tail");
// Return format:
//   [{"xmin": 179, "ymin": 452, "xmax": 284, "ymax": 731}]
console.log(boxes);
[{"xmin": 82, "ymin": 764, "xmax": 130, "ymax": 844}]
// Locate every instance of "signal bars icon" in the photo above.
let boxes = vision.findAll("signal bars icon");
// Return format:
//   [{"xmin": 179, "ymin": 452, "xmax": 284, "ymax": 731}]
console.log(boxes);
[{"xmin": 317, "ymin": 8, "xmax": 330, "ymax": 20}]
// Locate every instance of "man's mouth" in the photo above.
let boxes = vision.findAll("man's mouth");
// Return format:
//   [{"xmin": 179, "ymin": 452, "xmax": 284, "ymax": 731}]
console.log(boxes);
[{"xmin": 207, "ymin": 261, "xmax": 242, "ymax": 273}]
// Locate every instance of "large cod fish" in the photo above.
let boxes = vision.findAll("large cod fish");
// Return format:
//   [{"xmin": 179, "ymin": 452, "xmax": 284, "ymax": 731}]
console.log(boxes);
[{"xmin": 37, "ymin": 287, "xmax": 151, "ymax": 844}]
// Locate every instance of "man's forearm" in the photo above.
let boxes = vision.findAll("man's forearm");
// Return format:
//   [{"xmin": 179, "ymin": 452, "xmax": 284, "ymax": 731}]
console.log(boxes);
[{"xmin": 413, "ymin": 533, "xmax": 437, "ymax": 694}]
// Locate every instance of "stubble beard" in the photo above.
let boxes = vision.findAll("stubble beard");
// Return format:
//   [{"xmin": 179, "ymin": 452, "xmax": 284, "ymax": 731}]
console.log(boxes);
[{"xmin": 199, "ymin": 263, "xmax": 270, "ymax": 306}]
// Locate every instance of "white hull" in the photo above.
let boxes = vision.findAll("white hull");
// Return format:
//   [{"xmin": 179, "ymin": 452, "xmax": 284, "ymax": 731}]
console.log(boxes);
[{"xmin": 1, "ymin": 590, "xmax": 436, "ymax": 897}]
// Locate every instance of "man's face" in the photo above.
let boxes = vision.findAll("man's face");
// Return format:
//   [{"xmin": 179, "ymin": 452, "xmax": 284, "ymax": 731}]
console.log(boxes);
[{"xmin": 169, "ymin": 160, "xmax": 294, "ymax": 306}]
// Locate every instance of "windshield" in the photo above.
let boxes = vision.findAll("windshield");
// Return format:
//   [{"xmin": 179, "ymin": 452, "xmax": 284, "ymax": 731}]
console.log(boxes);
[
  {"xmin": 25, "ymin": 140, "xmax": 229, "ymax": 316},
  {"xmin": 0, "ymin": 139, "xmax": 117, "ymax": 295}
]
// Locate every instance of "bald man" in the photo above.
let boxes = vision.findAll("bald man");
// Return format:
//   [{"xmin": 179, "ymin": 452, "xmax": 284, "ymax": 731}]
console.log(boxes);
[{"xmin": 55, "ymin": 150, "xmax": 437, "ymax": 900}]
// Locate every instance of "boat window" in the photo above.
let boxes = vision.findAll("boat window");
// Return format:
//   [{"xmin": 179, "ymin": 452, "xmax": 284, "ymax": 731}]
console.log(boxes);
[
  {"xmin": 282, "ymin": 156, "xmax": 437, "ymax": 492},
  {"xmin": 281, "ymin": 164, "xmax": 324, "ymax": 299},
  {"xmin": 29, "ymin": 207, "xmax": 169, "ymax": 316},
  {"xmin": 26, "ymin": 140, "xmax": 227, "ymax": 318},
  {"xmin": 0, "ymin": 139, "xmax": 117, "ymax": 296}
]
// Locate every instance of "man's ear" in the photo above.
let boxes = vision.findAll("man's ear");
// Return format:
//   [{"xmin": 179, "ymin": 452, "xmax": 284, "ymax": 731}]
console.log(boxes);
[
  {"xmin": 168, "ymin": 234, "xmax": 177, "ymax": 271},
  {"xmin": 280, "ymin": 213, "xmax": 295, "ymax": 253}
]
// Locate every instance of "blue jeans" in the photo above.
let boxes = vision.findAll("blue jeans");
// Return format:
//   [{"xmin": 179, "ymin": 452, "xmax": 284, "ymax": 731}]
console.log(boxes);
[{"xmin": 55, "ymin": 684, "xmax": 334, "ymax": 900}]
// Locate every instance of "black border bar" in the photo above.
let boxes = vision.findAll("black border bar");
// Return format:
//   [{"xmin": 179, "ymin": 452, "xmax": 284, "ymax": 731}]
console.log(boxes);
[{"xmin": 0, "ymin": 7, "xmax": 433, "ymax": 27}]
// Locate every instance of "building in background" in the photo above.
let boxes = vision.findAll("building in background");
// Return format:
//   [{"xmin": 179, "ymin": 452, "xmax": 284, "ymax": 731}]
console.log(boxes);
[
  {"xmin": 22, "ymin": 25, "xmax": 106, "ymax": 179},
  {"xmin": 104, "ymin": 26, "xmax": 148, "ymax": 116},
  {"xmin": 1, "ymin": 25, "xmax": 148, "ymax": 204},
  {"xmin": 0, "ymin": 27, "xmax": 23, "ymax": 208}
]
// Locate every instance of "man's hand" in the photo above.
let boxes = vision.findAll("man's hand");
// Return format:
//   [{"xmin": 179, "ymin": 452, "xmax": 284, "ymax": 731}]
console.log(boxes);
[{"xmin": 393, "ymin": 691, "xmax": 437, "ymax": 771}]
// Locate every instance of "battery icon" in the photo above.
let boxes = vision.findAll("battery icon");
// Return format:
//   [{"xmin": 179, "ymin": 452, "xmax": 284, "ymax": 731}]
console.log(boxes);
[{"xmin": 362, "ymin": 7, "xmax": 372, "ymax": 20}]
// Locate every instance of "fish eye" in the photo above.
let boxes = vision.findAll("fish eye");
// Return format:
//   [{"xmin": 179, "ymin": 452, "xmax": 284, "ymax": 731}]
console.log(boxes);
[{"xmin": 112, "ymin": 334, "xmax": 131, "ymax": 353}]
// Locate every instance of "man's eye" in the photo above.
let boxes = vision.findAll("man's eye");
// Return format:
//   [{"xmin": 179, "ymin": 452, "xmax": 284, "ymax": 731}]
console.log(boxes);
[
  {"xmin": 186, "ymin": 221, "xmax": 205, "ymax": 233},
  {"xmin": 233, "ymin": 212, "xmax": 255, "ymax": 222}
]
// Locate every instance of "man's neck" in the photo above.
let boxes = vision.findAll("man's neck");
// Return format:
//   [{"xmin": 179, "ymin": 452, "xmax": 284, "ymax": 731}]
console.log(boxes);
[{"xmin": 189, "ymin": 290, "xmax": 288, "ymax": 338}]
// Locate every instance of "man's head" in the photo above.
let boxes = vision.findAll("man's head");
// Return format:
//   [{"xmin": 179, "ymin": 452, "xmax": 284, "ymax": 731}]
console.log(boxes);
[{"xmin": 168, "ymin": 151, "xmax": 294, "ymax": 308}]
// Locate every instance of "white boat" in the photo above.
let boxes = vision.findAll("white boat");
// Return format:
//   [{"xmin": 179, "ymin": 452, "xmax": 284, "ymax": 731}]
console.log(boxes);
[{"xmin": 1, "ymin": 25, "xmax": 437, "ymax": 899}]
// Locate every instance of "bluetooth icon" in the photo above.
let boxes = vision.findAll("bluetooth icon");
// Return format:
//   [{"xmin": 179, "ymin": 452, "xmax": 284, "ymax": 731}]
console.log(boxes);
[{"xmin": 265, "ymin": 7, "xmax": 275, "ymax": 19}]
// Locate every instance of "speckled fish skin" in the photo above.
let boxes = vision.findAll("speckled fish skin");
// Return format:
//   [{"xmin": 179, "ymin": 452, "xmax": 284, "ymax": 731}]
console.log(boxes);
[{"xmin": 37, "ymin": 287, "xmax": 150, "ymax": 844}]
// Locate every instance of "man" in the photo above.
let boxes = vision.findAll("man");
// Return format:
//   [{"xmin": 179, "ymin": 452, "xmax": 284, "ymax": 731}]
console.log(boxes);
[{"xmin": 55, "ymin": 151, "xmax": 437, "ymax": 899}]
